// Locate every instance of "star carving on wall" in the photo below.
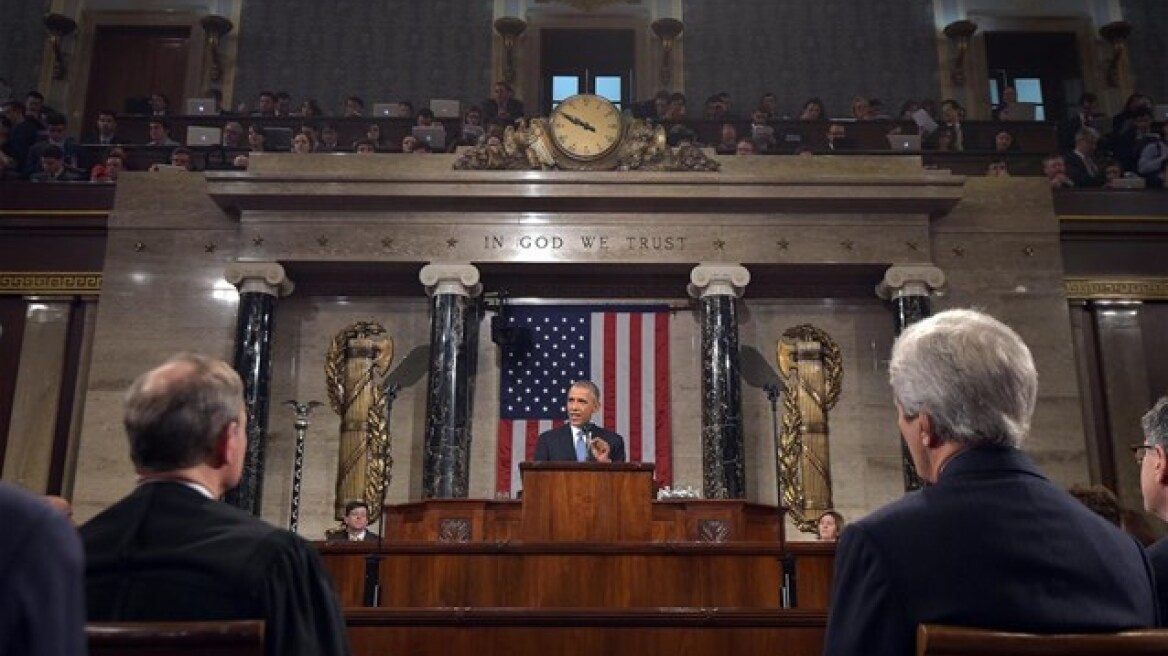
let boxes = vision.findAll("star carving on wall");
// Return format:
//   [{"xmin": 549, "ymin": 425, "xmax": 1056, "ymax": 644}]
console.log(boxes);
[
  {"xmin": 952, "ymin": 246, "xmax": 966, "ymax": 257},
  {"xmin": 906, "ymin": 240, "xmax": 920, "ymax": 251},
  {"xmin": 317, "ymin": 236, "xmax": 329, "ymax": 247},
  {"xmin": 1022, "ymin": 246, "xmax": 1035, "ymax": 257},
  {"xmin": 840, "ymin": 240, "xmax": 855, "ymax": 251},
  {"xmin": 776, "ymin": 239, "xmax": 790, "ymax": 251},
  {"xmin": 713, "ymin": 238, "xmax": 726, "ymax": 250},
  {"xmin": 381, "ymin": 237, "xmax": 394, "ymax": 249},
  {"xmin": 446, "ymin": 238, "xmax": 458, "ymax": 248},
  {"xmin": 204, "ymin": 243, "xmax": 217, "ymax": 253},
  {"xmin": 252, "ymin": 236, "xmax": 265, "ymax": 247},
  {"xmin": 133, "ymin": 241, "xmax": 146, "ymax": 252}
]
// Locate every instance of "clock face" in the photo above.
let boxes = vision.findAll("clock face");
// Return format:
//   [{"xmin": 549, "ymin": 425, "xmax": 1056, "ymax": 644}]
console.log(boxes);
[{"xmin": 549, "ymin": 94, "xmax": 624, "ymax": 161}]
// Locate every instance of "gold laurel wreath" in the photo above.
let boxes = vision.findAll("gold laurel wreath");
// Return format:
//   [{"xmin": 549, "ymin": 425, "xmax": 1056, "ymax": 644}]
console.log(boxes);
[
  {"xmin": 776, "ymin": 324, "xmax": 844, "ymax": 533},
  {"xmin": 324, "ymin": 321, "xmax": 393, "ymax": 523}
]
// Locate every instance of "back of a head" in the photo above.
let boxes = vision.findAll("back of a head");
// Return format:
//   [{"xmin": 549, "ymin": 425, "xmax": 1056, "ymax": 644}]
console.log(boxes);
[
  {"xmin": 889, "ymin": 309, "xmax": 1037, "ymax": 448},
  {"xmin": 1068, "ymin": 484, "xmax": 1122, "ymax": 526},
  {"xmin": 123, "ymin": 353, "xmax": 243, "ymax": 473}
]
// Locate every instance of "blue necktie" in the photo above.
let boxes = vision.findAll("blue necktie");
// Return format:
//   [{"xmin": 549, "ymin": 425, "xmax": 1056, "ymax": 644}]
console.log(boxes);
[{"xmin": 575, "ymin": 428, "xmax": 587, "ymax": 461}]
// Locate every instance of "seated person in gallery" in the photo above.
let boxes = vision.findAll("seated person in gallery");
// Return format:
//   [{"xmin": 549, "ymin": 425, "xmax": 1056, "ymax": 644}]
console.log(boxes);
[
  {"xmin": 326, "ymin": 500, "xmax": 380, "ymax": 542},
  {"xmin": 823, "ymin": 309, "xmax": 1157, "ymax": 656},
  {"xmin": 534, "ymin": 380, "xmax": 626, "ymax": 463},
  {"xmin": 81, "ymin": 353, "xmax": 351, "ymax": 656}
]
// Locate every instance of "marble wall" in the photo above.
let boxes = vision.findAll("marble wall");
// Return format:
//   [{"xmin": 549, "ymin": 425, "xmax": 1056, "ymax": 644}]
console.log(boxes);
[
  {"xmin": 232, "ymin": 0, "xmax": 494, "ymax": 115},
  {"xmin": 1120, "ymin": 0, "xmax": 1168, "ymax": 102},
  {"xmin": 680, "ymin": 0, "xmax": 941, "ymax": 119},
  {"xmin": 69, "ymin": 162, "xmax": 1088, "ymax": 545},
  {"xmin": 0, "ymin": 0, "xmax": 46, "ymax": 101}
]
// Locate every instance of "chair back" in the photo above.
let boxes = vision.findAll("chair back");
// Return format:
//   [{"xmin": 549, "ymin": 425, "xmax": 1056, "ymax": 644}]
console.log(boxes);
[
  {"xmin": 917, "ymin": 624, "xmax": 1168, "ymax": 656},
  {"xmin": 88, "ymin": 619, "xmax": 264, "ymax": 656}
]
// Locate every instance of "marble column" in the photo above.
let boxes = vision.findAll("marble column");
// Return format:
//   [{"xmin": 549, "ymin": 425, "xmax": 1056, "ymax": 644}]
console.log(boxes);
[
  {"xmin": 688, "ymin": 264, "xmax": 751, "ymax": 499},
  {"xmin": 419, "ymin": 263, "xmax": 482, "ymax": 498},
  {"xmin": 223, "ymin": 263, "xmax": 294, "ymax": 515},
  {"xmin": 876, "ymin": 264, "xmax": 947, "ymax": 492}
]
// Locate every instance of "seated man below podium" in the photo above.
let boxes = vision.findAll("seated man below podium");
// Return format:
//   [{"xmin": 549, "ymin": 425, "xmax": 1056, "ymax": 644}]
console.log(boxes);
[
  {"xmin": 325, "ymin": 500, "xmax": 380, "ymax": 542},
  {"xmin": 534, "ymin": 380, "xmax": 626, "ymax": 463}
]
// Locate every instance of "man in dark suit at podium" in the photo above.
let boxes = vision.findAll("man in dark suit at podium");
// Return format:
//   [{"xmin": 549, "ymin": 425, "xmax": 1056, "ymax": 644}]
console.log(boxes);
[{"xmin": 534, "ymin": 380, "xmax": 626, "ymax": 463}]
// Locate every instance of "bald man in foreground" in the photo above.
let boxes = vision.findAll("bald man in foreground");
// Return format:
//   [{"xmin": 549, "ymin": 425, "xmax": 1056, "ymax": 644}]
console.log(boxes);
[{"xmin": 80, "ymin": 353, "xmax": 350, "ymax": 656}]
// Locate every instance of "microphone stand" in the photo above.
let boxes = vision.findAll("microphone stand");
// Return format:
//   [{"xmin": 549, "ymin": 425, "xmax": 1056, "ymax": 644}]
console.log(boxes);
[
  {"xmin": 764, "ymin": 382, "xmax": 796, "ymax": 608},
  {"xmin": 363, "ymin": 381, "xmax": 401, "ymax": 608},
  {"xmin": 282, "ymin": 400, "xmax": 322, "ymax": 535}
]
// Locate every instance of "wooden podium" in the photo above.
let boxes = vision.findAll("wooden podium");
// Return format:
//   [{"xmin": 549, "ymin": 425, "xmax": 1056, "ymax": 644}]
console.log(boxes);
[
  {"xmin": 518, "ymin": 462, "xmax": 655, "ymax": 542},
  {"xmin": 318, "ymin": 463, "xmax": 833, "ymax": 656}
]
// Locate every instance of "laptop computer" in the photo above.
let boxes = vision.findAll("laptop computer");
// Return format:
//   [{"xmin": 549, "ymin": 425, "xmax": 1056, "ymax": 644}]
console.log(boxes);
[
  {"xmin": 185, "ymin": 98, "xmax": 216, "ymax": 115},
  {"xmin": 412, "ymin": 126, "xmax": 446, "ymax": 150},
  {"xmin": 886, "ymin": 134, "xmax": 922, "ymax": 152},
  {"xmin": 263, "ymin": 127, "xmax": 293, "ymax": 152},
  {"xmin": 373, "ymin": 103, "xmax": 413, "ymax": 118},
  {"xmin": 186, "ymin": 126, "xmax": 222, "ymax": 147},
  {"xmin": 430, "ymin": 99, "xmax": 461, "ymax": 119}
]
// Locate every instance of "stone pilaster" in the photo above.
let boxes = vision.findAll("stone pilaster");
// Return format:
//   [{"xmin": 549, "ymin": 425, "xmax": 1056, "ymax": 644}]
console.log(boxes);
[
  {"xmin": 223, "ymin": 262, "xmax": 293, "ymax": 515},
  {"xmin": 688, "ymin": 264, "xmax": 751, "ymax": 499},
  {"xmin": 419, "ymin": 263, "xmax": 482, "ymax": 498}
]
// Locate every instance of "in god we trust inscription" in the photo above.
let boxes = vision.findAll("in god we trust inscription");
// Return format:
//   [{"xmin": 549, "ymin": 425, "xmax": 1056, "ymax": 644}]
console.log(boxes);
[{"xmin": 482, "ymin": 234, "xmax": 688, "ymax": 252}]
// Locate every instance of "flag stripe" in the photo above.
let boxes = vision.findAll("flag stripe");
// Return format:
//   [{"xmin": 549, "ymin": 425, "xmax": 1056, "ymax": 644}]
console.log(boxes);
[
  {"xmin": 654, "ymin": 313, "xmax": 673, "ymax": 484},
  {"xmin": 629, "ymin": 313, "xmax": 643, "ymax": 462},
  {"xmin": 603, "ymin": 313, "xmax": 617, "ymax": 429}
]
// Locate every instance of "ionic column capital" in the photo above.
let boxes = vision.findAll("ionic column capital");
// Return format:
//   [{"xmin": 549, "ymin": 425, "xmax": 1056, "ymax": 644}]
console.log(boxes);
[
  {"xmin": 224, "ymin": 262, "xmax": 294, "ymax": 296},
  {"xmin": 420, "ymin": 263, "xmax": 482, "ymax": 297},
  {"xmin": 688, "ymin": 264, "xmax": 751, "ymax": 299},
  {"xmin": 876, "ymin": 264, "xmax": 946, "ymax": 300}
]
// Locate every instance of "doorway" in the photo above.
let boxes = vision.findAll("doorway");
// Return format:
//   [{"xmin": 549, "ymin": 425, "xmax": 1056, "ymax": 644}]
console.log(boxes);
[
  {"xmin": 985, "ymin": 31, "xmax": 1081, "ymax": 122},
  {"xmin": 539, "ymin": 29, "xmax": 635, "ymax": 114},
  {"xmin": 82, "ymin": 25, "xmax": 191, "ymax": 129}
]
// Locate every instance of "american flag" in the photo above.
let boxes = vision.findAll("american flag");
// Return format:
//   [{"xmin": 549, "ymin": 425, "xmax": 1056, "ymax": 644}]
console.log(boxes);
[{"xmin": 496, "ymin": 304, "xmax": 673, "ymax": 496}]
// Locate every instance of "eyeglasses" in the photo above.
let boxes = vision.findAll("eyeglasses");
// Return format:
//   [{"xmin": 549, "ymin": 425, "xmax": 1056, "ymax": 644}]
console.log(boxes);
[{"xmin": 1131, "ymin": 443, "xmax": 1156, "ymax": 465}]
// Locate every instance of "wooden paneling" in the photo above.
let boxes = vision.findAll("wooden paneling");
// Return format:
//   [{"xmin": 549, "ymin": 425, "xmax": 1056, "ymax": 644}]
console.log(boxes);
[
  {"xmin": 520, "ymin": 463, "xmax": 655, "ymax": 542},
  {"xmin": 345, "ymin": 608, "xmax": 827, "ymax": 656}
]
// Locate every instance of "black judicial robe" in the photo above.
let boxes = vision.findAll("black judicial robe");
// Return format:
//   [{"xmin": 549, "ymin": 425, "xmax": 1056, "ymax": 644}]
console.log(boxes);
[{"xmin": 81, "ymin": 481, "xmax": 350, "ymax": 656}]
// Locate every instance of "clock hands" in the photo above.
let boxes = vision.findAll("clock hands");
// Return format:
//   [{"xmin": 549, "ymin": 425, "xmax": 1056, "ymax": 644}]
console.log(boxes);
[{"xmin": 561, "ymin": 112, "xmax": 596, "ymax": 133}]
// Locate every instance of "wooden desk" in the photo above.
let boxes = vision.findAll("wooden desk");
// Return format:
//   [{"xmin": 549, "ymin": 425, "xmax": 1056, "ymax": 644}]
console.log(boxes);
[
  {"xmin": 109, "ymin": 115, "xmax": 464, "ymax": 152},
  {"xmin": 345, "ymin": 607, "xmax": 828, "ymax": 656}
]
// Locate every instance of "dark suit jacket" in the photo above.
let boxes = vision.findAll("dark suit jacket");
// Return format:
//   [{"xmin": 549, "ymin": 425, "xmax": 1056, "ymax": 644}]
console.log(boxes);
[
  {"xmin": 824, "ymin": 447, "xmax": 1157, "ymax": 656},
  {"xmin": 1148, "ymin": 539, "xmax": 1168, "ymax": 626},
  {"xmin": 481, "ymin": 97, "xmax": 525, "ymax": 122},
  {"xmin": 325, "ymin": 529, "xmax": 380, "ymax": 543},
  {"xmin": 534, "ymin": 423, "xmax": 626, "ymax": 463},
  {"xmin": 0, "ymin": 483, "xmax": 86, "ymax": 656},
  {"xmin": 81, "ymin": 482, "xmax": 351, "ymax": 656},
  {"xmin": 1064, "ymin": 149, "xmax": 1105, "ymax": 188}
]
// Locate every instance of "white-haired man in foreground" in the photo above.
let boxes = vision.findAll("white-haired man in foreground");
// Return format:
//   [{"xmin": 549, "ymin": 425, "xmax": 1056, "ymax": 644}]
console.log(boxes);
[{"xmin": 824, "ymin": 309, "xmax": 1157, "ymax": 656}]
